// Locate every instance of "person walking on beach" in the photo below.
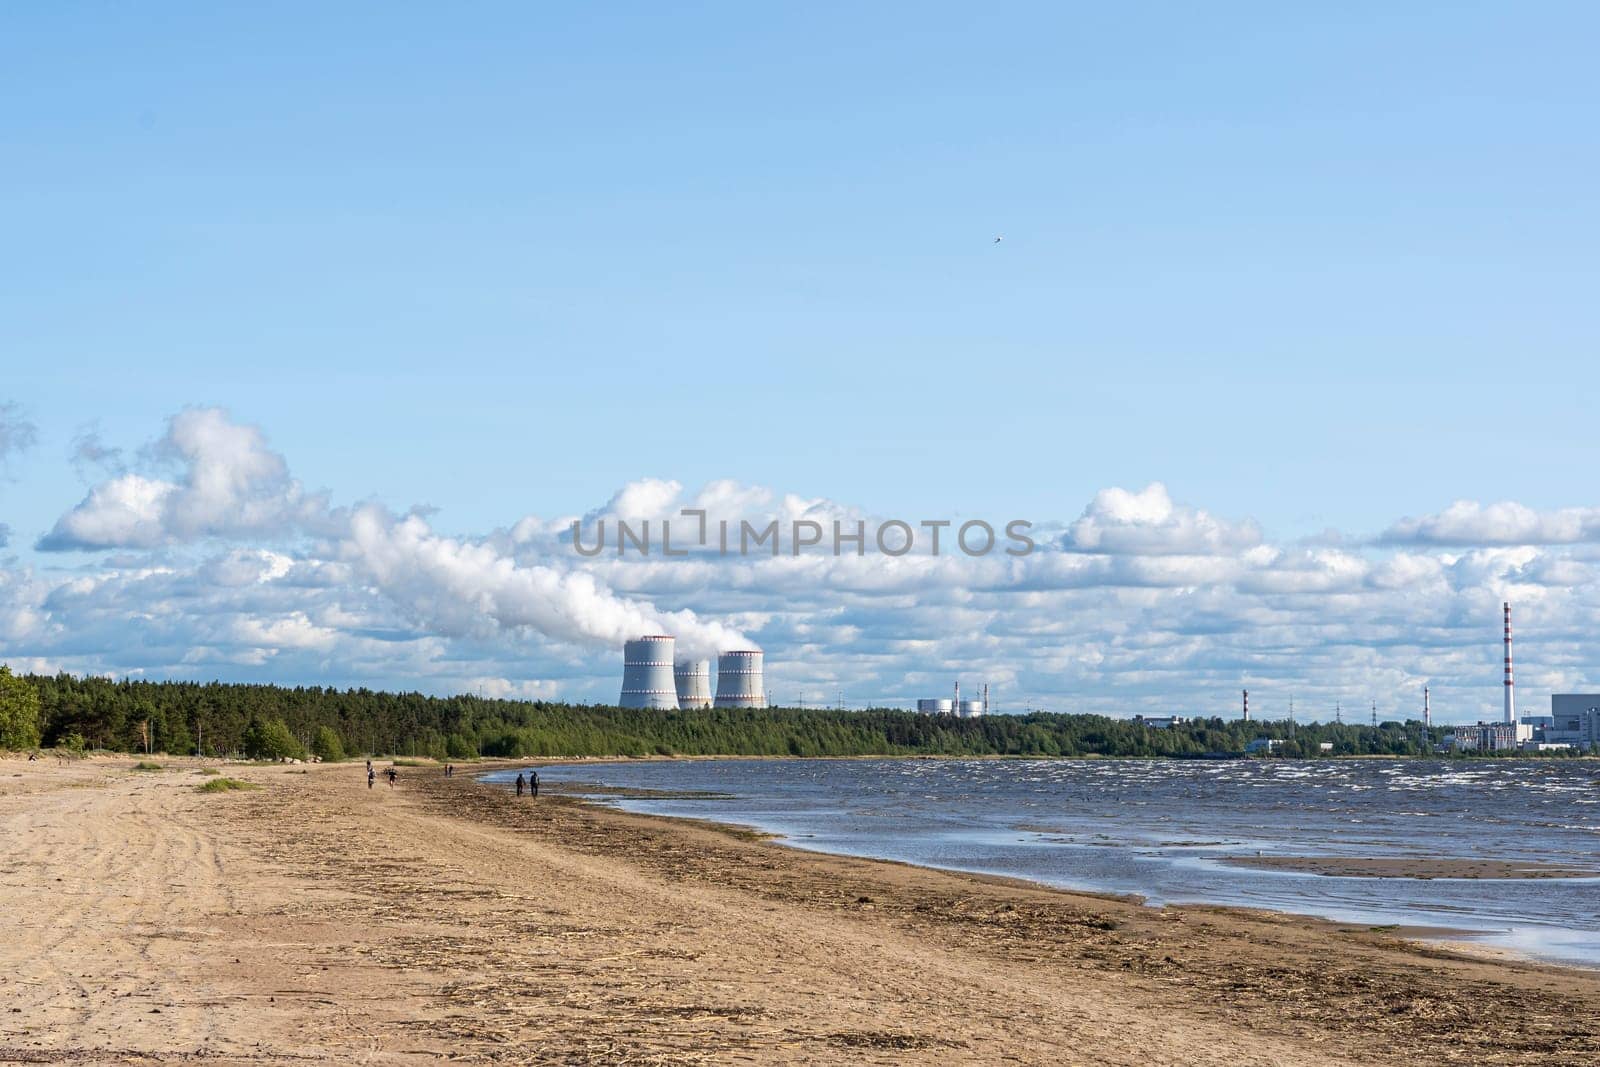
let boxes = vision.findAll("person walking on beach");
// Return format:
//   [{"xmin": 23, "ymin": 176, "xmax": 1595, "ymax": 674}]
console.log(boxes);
[
  {"xmin": 529, "ymin": 769, "xmax": 539, "ymax": 798},
  {"xmin": 367, "ymin": 767, "xmax": 376, "ymax": 790},
  {"xmin": 386, "ymin": 766, "xmax": 397, "ymax": 787},
  {"xmin": 445, "ymin": 764, "xmax": 453, "ymax": 778},
  {"xmin": 515, "ymin": 772, "xmax": 525, "ymax": 797}
]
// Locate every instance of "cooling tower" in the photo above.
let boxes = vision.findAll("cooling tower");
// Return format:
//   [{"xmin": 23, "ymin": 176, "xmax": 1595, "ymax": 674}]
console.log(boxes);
[
  {"xmin": 674, "ymin": 659, "xmax": 712, "ymax": 710},
  {"xmin": 714, "ymin": 650, "xmax": 766, "ymax": 709},
  {"xmin": 958, "ymin": 699, "xmax": 985, "ymax": 718},
  {"xmin": 620, "ymin": 636, "xmax": 679, "ymax": 710},
  {"xmin": 917, "ymin": 699, "xmax": 954, "ymax": 715}
]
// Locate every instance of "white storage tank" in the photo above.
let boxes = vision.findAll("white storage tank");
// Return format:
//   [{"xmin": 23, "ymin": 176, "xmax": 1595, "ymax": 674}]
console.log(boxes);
[
  {"xmin": 619, "ymin": 636, "xmax": 680, "ymax": 710},
  {"xmin": 917, "ymin": 699, "xmax": 954, "ymax": 715},
  {"xmin": 714, "ymin": 650, "xmax": 766, "ymax": 709},
  {"xmin": 958, "ymin": 699, "xmax": 985, "ymax": 718},
  {"xmin": 674, "ymin": 659, "xmax": 713, "ymax": 710}
]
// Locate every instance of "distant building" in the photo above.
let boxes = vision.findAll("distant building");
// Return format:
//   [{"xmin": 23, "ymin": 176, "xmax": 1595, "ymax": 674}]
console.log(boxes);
[
  {"xmin": 1541, "ymin": 696, "xmax": 1600, "ymax": 749},
  {"xmin": 1450, "ymin": 722, "xmax": 1520, "ymax": 752},
  {"xmin": 1135, "ymin": 715, "xmax": 1188, "ymax": 729},
  {"xmin": 1244, "ymin": 738, "xmax": 1283, "ymax": 754},
  {"xmin": 1317, "ymin": 742, "xmax": 1334, "ymax": 753}
]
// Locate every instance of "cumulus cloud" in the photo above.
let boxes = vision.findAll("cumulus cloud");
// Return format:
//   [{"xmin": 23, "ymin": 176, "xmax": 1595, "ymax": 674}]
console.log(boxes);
[
  {"xmin": 1061, "ymin": 483, "xmax": 1261, "ymax": 556},
  {"xmin": 1382, "ymin": 500, "xmax": 1600, "ymax": 547},
  {"xmin": 38, "ymin": 408, "xmax": 330, "ymax": 550},
  {"xmin": 12, "ymin": 407, "xmax": 1600, "ymax": 717},
  {"xmin": 344, "ymin": 505, "xmax": 749, "ymax": 659}
]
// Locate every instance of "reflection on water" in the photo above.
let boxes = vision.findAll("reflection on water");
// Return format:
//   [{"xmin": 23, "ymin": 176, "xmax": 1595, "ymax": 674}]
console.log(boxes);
[{"xmin": 489, "ymin": 758, "xmax": 1600, "ymax": 967}]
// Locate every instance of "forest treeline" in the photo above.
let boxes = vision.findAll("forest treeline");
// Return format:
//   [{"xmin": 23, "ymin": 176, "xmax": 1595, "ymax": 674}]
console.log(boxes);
[{"xmin": 3, "ymin": 668, "xmax": 1576, "ymax": 760}]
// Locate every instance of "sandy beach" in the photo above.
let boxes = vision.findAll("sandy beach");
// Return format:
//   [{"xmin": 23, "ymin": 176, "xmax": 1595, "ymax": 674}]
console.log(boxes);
[{"xmin": 4, "ymin": 756, "xmax": 1600, "ymax": 1066}]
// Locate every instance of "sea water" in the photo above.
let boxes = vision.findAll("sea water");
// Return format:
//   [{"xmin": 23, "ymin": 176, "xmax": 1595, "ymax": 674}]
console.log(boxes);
[{"xmin": 483, "ymin": 758, "xmax": 1600, "ymax": 966}]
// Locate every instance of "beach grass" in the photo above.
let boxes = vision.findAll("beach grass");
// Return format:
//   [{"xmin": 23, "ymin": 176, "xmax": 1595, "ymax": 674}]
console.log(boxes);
[
  {"xmin": 196, "ymin": 767, "xmax": 221, "ymax": 775},
  {"xmin": 196, "ymin": 777, "xmax": 259, "ymax": 793},
  {"xmin": 132, "ymin": 761, "xmax": 163, "ymax": 771}
]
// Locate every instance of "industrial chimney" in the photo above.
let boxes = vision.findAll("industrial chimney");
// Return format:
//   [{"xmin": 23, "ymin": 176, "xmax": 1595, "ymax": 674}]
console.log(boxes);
[
  {"xmin": 714, "ymin": 650, "xmax": 766, "ymax": 709},
  {"xmin": 1242, "ymin": 689, "xmax": 1249, "ymax": 722},
  {"xmin": 620, "ymin": 636, "xmax": 679, "ymax": 710},
  {"xmin": 674, "ymin": 659, "xmax": 712, "ymax": 710},
  {"xmin": 1503, "ymin": 602, "xmax": 1515, "ymax": 726},
  {"xmin": 1424, "ymin": 686, "xmax": 1431, "ymax": 728}
]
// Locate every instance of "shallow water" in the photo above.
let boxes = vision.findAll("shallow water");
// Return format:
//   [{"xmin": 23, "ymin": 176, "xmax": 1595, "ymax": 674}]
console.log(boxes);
[{"xmin": 484, "ymin": 758, "xmax": 1600, "ymax": 966}]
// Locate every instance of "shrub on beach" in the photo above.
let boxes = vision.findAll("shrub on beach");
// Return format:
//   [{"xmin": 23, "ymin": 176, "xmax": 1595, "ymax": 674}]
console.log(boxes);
[
  {"xmin": 132, "ymin": 761, "xmax": 163, "ymax": 771},
  {"xmin": 196, "ymin": 777, "xmax": 258, "ymax": 793}
]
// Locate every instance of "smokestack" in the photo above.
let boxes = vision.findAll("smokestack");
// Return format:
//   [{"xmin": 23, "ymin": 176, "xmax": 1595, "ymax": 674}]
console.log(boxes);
[
  {"xmin": 982, "ymin": 683, "xmax": 989, "ymax": 716},
  {"xmin": 1503, "ymin": 602, "xmax": 1515, "ymax": 725},
  {"xmin": 1424, "ymin": 686, "xmax": 1431, "ymax": 728},
  {"xmin": 1242, "ymin": 689, "xmax": 1249, "ymax": 722},
  {"xmin": 620, "ymin": 636, "xmax": 679, "ymax": 710}
]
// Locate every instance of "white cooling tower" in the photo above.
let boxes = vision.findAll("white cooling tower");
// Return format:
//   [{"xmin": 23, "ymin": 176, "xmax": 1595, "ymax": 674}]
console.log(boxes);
[
  {"xmin": 958, "ymin": 699, "xmax": 985, "ymax": 718},
  {"xmin": 674, "ymin": 659, "xmax": 712, "ymax": 710},
  {"xmin": 620, "ymin": 636, "xmax": 679, "ymax": 710},
  {"xmin": 917, "ymin": 699, "xmax": 954, "ymax": 715},
  {"xmin": 714, "ymin": 650, "xmax": 766, "ymax": 709}
]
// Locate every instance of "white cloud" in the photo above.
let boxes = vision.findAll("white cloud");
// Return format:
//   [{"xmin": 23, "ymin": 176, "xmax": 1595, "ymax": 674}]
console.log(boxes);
[
  {"xmin": 9, "ymin": 408, "xmax": 1600, "ymax": 719},
  {"xmin": 1382, "ymin": 500, "xmax": 1600, "ymax": 546},
  {"xmin": 1061, "ymin": 483, "xmax": 1262, "ymax": 556},
  {"xmin": 38, "ymin": 408, "xmax": 329, "ymax": 550}
]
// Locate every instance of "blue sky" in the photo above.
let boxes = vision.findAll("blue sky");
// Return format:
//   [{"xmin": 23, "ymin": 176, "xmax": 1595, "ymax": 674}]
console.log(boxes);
[{"xmin": 2, "ymin": 5, "xmax": 1598, "ymax": 717}]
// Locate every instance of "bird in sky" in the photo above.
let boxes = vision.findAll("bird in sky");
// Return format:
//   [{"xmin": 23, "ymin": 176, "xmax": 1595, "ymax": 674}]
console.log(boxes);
[{"xmin": 993, "ymin": 236, "xmax": 1003, "ymax": 243}]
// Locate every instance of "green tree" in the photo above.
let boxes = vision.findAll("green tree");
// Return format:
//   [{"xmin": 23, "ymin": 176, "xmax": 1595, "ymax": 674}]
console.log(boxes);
[
  {"xmin": 242, "ymin": 717, "xmax": 308, "ymax": 761},
  {"xmin": 311, "ymin": 725, "xmax": 346, "ymax": 762},
  {"xmin": 0, "ymin": 666, "xmax": 42, "ymax": 749}
]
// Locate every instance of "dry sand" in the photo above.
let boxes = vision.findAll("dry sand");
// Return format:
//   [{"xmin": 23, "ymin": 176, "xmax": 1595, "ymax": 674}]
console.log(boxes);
[{"xmin": 4, "ymin": 756, "xmax": 1600, "ymax": 1066}]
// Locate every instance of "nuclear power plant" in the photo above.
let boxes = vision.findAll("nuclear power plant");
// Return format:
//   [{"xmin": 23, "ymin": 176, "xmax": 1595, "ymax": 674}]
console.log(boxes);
[
  {"xmin": 714, "ymin": 650, "xmax": 766, "ymax": 709},
  {"xmin": 619, "ymin": 636, "xmax": 680, "ymax": 709},
  {"xmin": 674, "ymin": 659, "xmax": 712, "ymax": 709},
  {"xmin": 918, "ymin": 683, "xmax": 988, "ymax": 718},
  {"xmin": 618, "ymin": 639, "xmax": 764, "ymax": 710},
  {"xmin": 619, "ymin": 641, "xmax": 987, "ymax": 716}
]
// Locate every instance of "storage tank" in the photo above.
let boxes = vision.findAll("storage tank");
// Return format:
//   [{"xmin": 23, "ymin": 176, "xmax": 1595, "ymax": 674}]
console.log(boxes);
[
  {"xmin": 958, "ymin": 699, "xmax": 985, "ymax": 718},
  {"xmin": 674, "ymin": 659, "xmax": 712, "ymax": 710},
  {"xmin": 714, "ymin": 650, "xmax": 766, "ymax": 709},
  {"xmin": 619, "ymin": 636, "xmax": 679, "ymax": 709},
  {"xmin": 917, "ymin": 698, "xmax": 954, "ymax": 715}
]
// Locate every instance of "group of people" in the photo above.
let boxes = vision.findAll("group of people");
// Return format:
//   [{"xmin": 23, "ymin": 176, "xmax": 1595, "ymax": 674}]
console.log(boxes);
[
  {"xmin": 365, "ymin": 760, "xmax": 399, "ymax": 789},
  {"xmin": 361, "ymin": 759, "xmax": 538, "ymax": 797}
]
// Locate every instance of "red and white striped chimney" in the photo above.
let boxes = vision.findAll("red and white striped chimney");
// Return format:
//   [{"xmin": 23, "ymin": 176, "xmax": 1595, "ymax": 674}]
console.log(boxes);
[{"xmin": 1503, "ymin": 602, "xmax": 1515, "ymax": 725}]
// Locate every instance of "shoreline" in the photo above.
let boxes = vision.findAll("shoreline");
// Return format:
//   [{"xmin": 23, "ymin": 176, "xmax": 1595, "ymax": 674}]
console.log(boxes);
[
  {"xmin": 6, "ymin": 755, "xmax": 1600, "ymax": 1064},
  {"xmin": 489, "ymin": 758, "xmax": 1600, "ymax": 968}
]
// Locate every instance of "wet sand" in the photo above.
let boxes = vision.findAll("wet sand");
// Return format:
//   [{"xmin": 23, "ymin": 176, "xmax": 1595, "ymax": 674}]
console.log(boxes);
[
  {"xmin": 4, "ymin": 755, "xmax": 1600, "ymax": 1065},
  {"xmin": 1222, "ymin": 855, "xmax": 1600, "ymax": 879}
]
